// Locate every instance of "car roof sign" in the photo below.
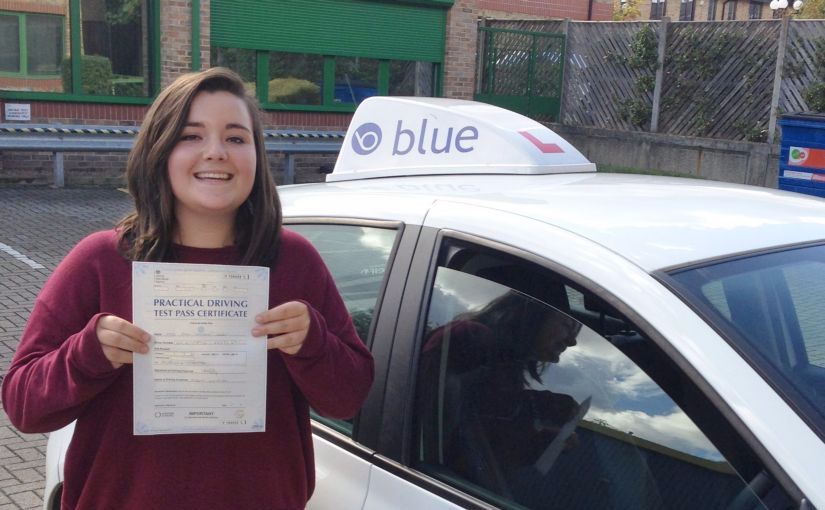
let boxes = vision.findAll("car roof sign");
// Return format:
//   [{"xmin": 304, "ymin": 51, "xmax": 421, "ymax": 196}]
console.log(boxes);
[{"xmin": 328, "ymin": 97, "xmax": 597, "ymax": 182}]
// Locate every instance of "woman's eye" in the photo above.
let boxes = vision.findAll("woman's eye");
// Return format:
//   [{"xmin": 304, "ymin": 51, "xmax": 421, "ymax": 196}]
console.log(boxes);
[
  {"xmin": 227, "ymin": 136, "xmax": 246, "ymax": 144},
  {"xmin": 180, "ymin": 133, "xmax": 200, "ymax": 141}
]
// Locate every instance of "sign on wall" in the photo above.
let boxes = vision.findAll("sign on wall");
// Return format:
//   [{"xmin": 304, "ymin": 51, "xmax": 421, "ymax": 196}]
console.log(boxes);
[{"xmin": 4, "ymin": 103, "xmax": 31, "ymax": 122}]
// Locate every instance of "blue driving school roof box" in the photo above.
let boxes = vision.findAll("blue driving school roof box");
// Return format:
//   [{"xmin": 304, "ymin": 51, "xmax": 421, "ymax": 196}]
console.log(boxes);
[{"xmin": 778, "ymin": 112, "xmax": 825, "ymax": 198}]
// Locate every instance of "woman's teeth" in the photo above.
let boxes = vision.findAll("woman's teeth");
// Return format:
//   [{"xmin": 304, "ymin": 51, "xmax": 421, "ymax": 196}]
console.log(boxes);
[{"xmin": 195, "ymin": 172, "xmax": 231, "ymax": 180}]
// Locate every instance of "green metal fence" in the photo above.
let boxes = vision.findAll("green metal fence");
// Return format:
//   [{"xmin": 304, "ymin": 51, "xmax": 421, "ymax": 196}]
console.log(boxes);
[{"xmin": 475, "ymin": 27, "xmax": 565, "ymax": 121}]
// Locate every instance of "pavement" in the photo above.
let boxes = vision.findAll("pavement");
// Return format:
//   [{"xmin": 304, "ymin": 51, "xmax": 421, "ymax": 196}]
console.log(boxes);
[{"xmin": 0, "ymin": 188, "xmax": 133, "ymax": 510}]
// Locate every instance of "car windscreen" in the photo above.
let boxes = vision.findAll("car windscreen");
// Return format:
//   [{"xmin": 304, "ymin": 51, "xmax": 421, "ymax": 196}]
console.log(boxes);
[{"xmin": 664, "ymin": 243, "xmax": 825, "ymax": 438}]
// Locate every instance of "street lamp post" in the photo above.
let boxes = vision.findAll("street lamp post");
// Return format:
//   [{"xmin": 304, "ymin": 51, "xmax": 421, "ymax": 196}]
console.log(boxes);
[{"xmin": 770, "ymin": 0, "xmax": 803, "ymax": 17}]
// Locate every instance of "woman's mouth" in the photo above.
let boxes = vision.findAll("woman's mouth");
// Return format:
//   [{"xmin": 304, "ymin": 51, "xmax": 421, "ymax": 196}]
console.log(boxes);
[{"xmin": 195, "ymin": 172, "xmax": 232, "ymax": 181}]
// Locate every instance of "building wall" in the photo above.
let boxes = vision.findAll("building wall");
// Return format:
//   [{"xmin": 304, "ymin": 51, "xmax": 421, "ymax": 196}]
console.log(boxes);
[
  {"xmin": 479, "ymin": 0, "xmax": 613, "ymax": 20},
  {"xmin": 640, "ymin": 0, "xmax": 775, "ymax": 21},
  {"xmin": 443, "ymin": 0, "xmax": 479, "ymax": 99},
  {"xmin": 1, "ymin": 0, "xmax": 612, "ymax": 186}
]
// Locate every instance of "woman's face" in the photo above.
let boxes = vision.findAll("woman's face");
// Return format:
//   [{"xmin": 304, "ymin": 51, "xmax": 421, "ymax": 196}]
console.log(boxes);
[
  {"xmin": 167, "ymin": 90, "xmax": 256, "ymax": 225},
  {"xmin": 532, "ymin": 314, "xmax": 579, "ymax": 364}
]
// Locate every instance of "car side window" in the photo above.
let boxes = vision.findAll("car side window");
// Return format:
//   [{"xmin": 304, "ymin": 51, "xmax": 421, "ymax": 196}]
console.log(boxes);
[
  {"xmin": 288, "ymin": 224, "xmax": 396, "ymax": 342},
  {"xmin": 288, "ymin": 223, "xmax": 397, "ymax": 433},
  {"xmin": 412, "ymin": 245, "xmax": 791, "ymax": 509}
]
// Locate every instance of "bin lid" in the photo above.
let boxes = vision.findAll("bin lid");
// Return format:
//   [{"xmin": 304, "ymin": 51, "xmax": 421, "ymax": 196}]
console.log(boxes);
[{"xmin": 779, "ymin": 111, "xmax": 825, "ymax": 122}]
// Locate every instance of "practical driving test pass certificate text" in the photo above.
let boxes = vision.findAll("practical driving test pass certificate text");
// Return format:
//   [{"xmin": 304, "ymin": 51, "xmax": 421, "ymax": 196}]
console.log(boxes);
[{"xmin": 132, "ymin": 261, "xmax": 269, "ymax": 435}]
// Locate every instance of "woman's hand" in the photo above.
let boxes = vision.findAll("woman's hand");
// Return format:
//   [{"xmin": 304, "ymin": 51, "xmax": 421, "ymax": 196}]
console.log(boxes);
[
  {"xmin": 96, "ymin": 315, "xmax": 151, "ymax": 369},
  {"xmin": 252, "ymin": 301, "xmax": 310, "ymax": 355}
]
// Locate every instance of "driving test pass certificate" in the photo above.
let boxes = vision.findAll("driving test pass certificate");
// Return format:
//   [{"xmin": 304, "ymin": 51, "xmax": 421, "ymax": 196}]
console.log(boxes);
[{"xmin": 132, "ymin": 261, "xmax": 269, "ymax": 435}]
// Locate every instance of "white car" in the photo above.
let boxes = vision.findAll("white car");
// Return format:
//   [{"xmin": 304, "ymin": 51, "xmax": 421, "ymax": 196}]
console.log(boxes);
[{"xmin": 45, "ymin": 98, "xmax": 825, "ymax": 510}]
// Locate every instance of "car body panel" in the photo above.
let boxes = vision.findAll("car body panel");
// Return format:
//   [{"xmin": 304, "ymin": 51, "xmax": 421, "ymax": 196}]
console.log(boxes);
[
  {"xmin": 306, "ymin": 435, "xmax": 370, "ymax": 510},
  {"xmin": 281, "ymin": 173, "xmax": 825, "ymax": 272},
  {"xmin": 362, "ymin": 461, "xmax": 466, "ymax": 510}
]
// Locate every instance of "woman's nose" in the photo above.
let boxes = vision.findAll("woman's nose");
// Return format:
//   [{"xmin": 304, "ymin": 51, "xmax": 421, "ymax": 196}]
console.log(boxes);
[{"xmin": 204, "ymin": 137, "xmax": 227, "ymax": 160}]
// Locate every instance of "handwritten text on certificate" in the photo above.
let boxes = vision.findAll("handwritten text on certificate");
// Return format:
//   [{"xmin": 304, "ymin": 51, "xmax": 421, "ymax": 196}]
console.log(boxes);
[{"xmin": 132, "ymin": 262, "xmax": 269, "ymax": 435}]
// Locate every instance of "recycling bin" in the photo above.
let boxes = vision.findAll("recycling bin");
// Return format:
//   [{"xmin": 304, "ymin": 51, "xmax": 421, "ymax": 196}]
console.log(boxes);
[{"xmin": 778, "ymin": 112, "xmax": 825, "ymax": 198}]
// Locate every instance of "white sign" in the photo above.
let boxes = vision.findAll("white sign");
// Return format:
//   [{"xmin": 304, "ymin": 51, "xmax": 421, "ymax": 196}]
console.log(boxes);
[
  {"xmin": 329, "ymin": 97, "xmax": 596, "ymax": 182},
  {"xmin": 132, "ymin": 261, "xmax": 270, "ymax": 435},
  {"xmin": 4, "ymin": 103, "xmax": 31, "ymax": 121}
]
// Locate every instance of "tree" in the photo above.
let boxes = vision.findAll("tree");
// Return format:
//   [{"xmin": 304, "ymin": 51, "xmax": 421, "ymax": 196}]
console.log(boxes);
[
  {"xmin": 613, "ymin": 0, "xmax": 641, "ymax": 20},
  {"xmin": 105, "ymin": 0, "xmax": 141, "ymax": 25},
  {"xmin": 796, "ymin": 0, "xmax": 825, "ymax": 19}
]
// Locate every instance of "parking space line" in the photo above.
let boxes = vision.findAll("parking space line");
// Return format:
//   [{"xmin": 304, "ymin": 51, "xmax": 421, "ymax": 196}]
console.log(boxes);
[{"xmin": 0, "ymin": 243, "xmax": 45, "ymax": 270}]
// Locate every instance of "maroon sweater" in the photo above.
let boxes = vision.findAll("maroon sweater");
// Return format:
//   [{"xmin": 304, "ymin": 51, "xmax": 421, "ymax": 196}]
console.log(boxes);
[{"xmin": 2, "ymin": 229, "xmax": 374, "ymax": 510}]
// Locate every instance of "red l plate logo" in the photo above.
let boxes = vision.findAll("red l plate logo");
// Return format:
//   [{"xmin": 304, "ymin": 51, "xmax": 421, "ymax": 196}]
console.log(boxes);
[{"xmin": 519, "ymin": 131, "xmax": 564, "ymax": 154}]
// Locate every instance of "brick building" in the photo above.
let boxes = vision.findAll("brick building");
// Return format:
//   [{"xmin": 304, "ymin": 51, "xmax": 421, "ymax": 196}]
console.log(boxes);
[
  {"xmin": 0, "ymin": 0, "xmax": 611, "ymax": 185},
  {"xmin": 641, "ymin": 0, "xmax": 777, "ymax": 20}
]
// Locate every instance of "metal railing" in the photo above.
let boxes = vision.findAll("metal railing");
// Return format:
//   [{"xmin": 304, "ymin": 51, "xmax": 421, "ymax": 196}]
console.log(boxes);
[{"xmin": 0, "ymin": 124, "xmax": 345, "ymax": 187}]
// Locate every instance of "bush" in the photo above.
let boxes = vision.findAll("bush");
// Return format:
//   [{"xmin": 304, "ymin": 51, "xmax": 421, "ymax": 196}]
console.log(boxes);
[
  {"xmin": 267, "ymin": 77, "xmax": 320, "ymax": 104},
  {"xmin": 61, "ymin": 55, "xmax": 114, "ymax": 95},
  {"xmin": 112, "ymin": 75, "xmax": 144, "ymax": 97},
  {"xmin": 803, "ymin": 82, "xmax": 825, "ymax": 113}
]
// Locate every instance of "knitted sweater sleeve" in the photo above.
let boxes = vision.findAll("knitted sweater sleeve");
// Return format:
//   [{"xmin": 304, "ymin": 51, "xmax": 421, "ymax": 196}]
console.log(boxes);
[
  {"xmin": 280, "ymin": 234, "xmax": 375, "ymax": 419},
  {"xmin": 1, "ymin": 232, "xmax": 123, "ymax": 433}
]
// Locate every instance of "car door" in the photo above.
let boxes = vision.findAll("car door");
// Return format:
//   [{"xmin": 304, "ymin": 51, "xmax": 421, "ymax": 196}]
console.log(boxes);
[
  {"xmin": 361, "ymin": 201, "xmax": 806, "ymax": 509},
  {"xmin": 284, "ymin": 220, "xmax": 413, "ymax": 510}
]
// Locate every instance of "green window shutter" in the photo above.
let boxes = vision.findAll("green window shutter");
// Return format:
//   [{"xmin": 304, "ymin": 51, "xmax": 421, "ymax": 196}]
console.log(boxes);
[{"xmin": 212, "ymin": 0, "xmax": 446, "ymax": 63}]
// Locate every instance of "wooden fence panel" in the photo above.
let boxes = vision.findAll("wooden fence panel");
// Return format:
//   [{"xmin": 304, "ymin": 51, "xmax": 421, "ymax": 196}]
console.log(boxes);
[
  {"xmin": 485, "ymin": 18, "xmax": 825, "ymax": 143},
  {"xmin": 782, "ymin": 21, "xmax": 825, "ymax": 114},
  {"xmin": 562, "ymin": 22, "xmax": 657, "ymax": 131},
  {"xmin": 658, "ymin": 21, "xmax": 779, "ymax": 141}
]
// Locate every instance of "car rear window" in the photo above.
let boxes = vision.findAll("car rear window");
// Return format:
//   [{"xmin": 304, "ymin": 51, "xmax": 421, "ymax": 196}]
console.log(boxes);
[{"xmin": 665, "ymin": 243, "xmax": 825, "ymax": 437}]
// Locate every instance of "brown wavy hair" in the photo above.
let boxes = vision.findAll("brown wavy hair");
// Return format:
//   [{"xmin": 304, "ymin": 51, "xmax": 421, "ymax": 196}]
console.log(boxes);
[{"xmin": 117, "ymin": 67, "xmax": 281, "ymax": 265}]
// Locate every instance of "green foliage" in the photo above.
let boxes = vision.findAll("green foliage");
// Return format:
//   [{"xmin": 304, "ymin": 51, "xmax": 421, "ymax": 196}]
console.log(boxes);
[
  {"xmin": 661, "ymin": 28, "xmax": 770, "ymax": 139},
  {"xmin": 668, "ymin": 30, "xmax": 743, "ymax": 80},
  {"xmin": 812, "ymin": 38, "xmax": 825, "ymax": 78},
  {"xmin": 733, "ymin": 120, "xmax": 768, "ymax": 142},
  {"xmin": 634, "ymin": 74, "xmax": 655, "ymax": 95},
  {"xmin": 598, "ymin": 164, "xmax": 705, "ymax": 179},
  {"xmin": 614, "ymin": 25, "xmax": 658, "ymax": 128},
  {"xmin": 268, "ymin": 77, "xmax": 321, "ymax": 104},
  {"xmin": 112, "ymin": 76, "xmax": 144, "ymax": 97},
  {"xmin": 105, "ymin": 0, "xmax": 141, "ymax": 25},
  {"xmin": 804, "ymin": 82, "xmax": 825, "ymax": 112},
  {"xmin": 796, "ymin": 0, "xmax": 825, "ymax": 19},
  {"xmin": 61, "ymin": 55, "xmax": 114, "ymax": 95},
  {"xmin": 803, "ymin": 38, "xmax": 825, "ymax": 112},
  {"xmin": 212, "ymin": 48, "xmax": 256, "ymax": 83},
  {"xmin": 613, "ymin": 0, "xmax": 641, "ymax": 20},
  {"xmin": 627, "ymin": 24, "xmax": 658, "ymax": 71},
  {"xmin": 618, "ymin": 98, "xmax": 652, "ymax": 127}
]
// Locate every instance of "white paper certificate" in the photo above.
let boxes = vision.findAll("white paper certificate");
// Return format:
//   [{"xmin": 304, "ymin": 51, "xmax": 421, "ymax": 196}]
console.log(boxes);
[{"xmin": 132, "ymin": 261, "xmax": 269, "ymax": 435}]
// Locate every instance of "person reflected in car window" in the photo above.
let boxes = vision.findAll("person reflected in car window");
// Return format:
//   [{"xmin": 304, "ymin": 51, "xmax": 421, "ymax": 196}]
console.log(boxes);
[
  {"xmin": 420, "ymin": 290, "xmax": 583, "ymax": 500},
  {"xmin": 1, "ymin": 67, "xmax": 374, "ymax": 510}
]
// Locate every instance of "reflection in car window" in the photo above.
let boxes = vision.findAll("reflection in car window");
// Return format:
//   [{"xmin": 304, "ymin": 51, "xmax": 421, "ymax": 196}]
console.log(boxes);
[
  {"xmin": 289, "ymin": 224, "xmax": 396, "ymax": 435},
  {"xmin": 414, "ymin": 266, "xmax": 773, "ymax": 509},
  {"xmin": 668, "ymin": 244, "xmax": 825, "ymax": 432},
  {"xmin": 288, "ymin": 224, "xmax": 396, "ymax": 342}
]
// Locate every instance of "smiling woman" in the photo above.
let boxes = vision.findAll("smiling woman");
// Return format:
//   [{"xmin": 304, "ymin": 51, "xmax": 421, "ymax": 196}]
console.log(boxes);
[
  {"xmin": 166, "ymin": 90, "xmax": 257, "ymax": 247},
  {"xmin": 1, "ymin": 67, "xmax": 374, "ymax": 510}
]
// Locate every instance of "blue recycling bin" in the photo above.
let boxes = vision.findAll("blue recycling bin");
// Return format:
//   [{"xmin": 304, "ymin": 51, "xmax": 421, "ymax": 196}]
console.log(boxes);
[{"xmin": 778, "ymin": 113, "xmax": 825, "ymax": 198}]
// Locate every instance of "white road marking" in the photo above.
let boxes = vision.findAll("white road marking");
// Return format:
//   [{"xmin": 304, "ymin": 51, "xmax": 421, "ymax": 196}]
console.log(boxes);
[{"xmin": 0, "ymin": 242, "xmax": 45, "ymax": 269}]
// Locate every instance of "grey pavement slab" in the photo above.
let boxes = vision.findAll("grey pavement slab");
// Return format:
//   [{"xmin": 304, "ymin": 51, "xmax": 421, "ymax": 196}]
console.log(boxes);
[{"xmin": 0, "ymin": 188, "xmax": 132, "ymax": 509}]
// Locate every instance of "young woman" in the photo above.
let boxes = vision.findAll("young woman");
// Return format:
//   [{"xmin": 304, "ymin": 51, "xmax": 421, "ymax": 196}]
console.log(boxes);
[{"xmin": 2, "ymin": 67, "xmax": 374, "ymax": 509}]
